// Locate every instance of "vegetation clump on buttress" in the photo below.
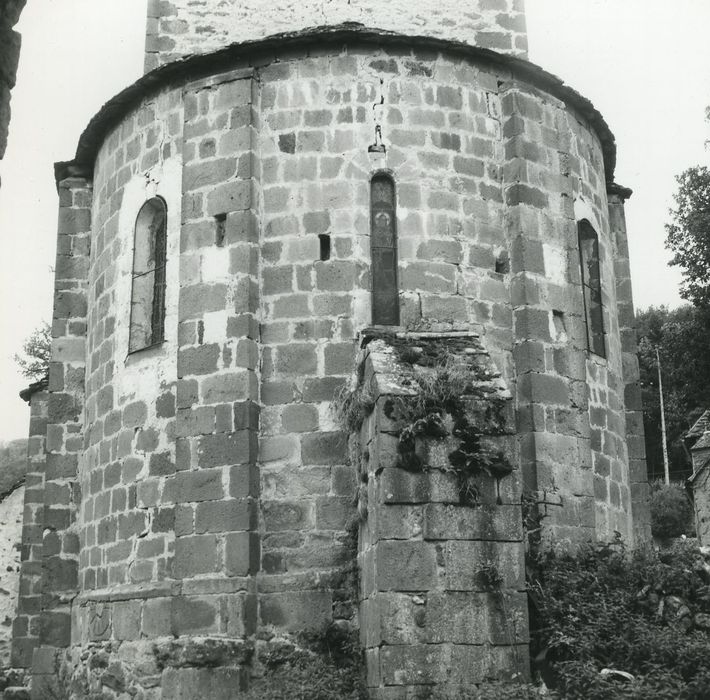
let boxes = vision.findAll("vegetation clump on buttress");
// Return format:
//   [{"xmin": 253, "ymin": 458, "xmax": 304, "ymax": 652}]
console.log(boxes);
[
  {"xmin": 389, "ymin": 342, "xmax": 513, "ymax": 506},
  {"xmin": 334, "ymin": 337, "xmax": 514, "ymax": 507}
]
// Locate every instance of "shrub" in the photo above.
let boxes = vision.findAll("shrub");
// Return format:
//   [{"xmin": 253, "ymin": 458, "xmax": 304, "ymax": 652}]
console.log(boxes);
[
  {"xmin": 529, "ymin": 540, "xmax": 710, "ymax": 699},
  {"xmin": 650, "ymin": 481, "xmax": 694, "ymax": 537}
]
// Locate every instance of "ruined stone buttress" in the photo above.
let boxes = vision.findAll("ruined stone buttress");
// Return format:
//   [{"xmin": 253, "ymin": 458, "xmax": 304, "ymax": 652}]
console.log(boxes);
[{"xmin": 11, "ymin": 0, "xmax": 650, "ymax": 697}]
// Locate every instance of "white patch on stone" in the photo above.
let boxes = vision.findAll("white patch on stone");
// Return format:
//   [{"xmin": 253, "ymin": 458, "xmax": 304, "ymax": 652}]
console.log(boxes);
[
  {"xmin": 542, "ymin": 244, "xmax": 567, "ymax": 286},
  {"xmin": 318, "ymin": 402, "xmax": 337, "ymax": 431},
  {"xmin": 202, "ymin": 310, "xmax": 228, "ymax": 343},
  {"xmin": 201, "ymin": 246, "xmax": 230, "ymax": 282},
  {"xmin": 573, "ymin": 195, "xmax": 601, "ymax": 233},
  {"xmin": 551, "ymin": 311, "xmax": 568, "ymax": 343},
  {"xmin": 351, "ymin": 290, "xmax": 370, "ymax": 329}
]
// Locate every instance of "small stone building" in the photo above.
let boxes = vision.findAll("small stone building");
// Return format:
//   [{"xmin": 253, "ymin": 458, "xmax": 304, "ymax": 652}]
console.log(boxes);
[{"xmin": 9, "ymin": 0, "xmax": 650, "ymax": 697}]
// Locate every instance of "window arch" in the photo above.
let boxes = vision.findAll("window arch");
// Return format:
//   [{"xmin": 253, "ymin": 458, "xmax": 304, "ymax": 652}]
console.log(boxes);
[
  {"xmin": 129, "ymin": 197, "xmax": 167, "ymax": 353},
  {"xmin": 577, "ymin": 220, "xmax": 605, "ymax": 357},
  {"xmin": 370, "ymin": 174, "xmax": 399, "ymax": 326}
]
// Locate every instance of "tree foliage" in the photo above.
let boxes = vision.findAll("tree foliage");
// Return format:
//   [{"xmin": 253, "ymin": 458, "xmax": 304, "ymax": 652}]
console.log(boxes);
[
  {"xmin": 14, "ymin": 322, "xmax": 51, "ymax": 381},
  {"xmin": 666, "ymin": 166, "xmax": 710, "ymax": 308},
  {"xmin": 636, "ymin": 305, "xmax": 710, "ymax": 480}
]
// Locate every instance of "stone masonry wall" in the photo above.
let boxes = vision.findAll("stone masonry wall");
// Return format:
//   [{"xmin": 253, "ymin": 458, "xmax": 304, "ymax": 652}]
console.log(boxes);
[
  {"xmin": 12, "ymin": 399, "xmax": 47, "ymax": 669},
  {"xmin": 144, "ymin": 0, "xmax": 528, "ymax": 72},
  {"xmin": 610, "ymin": 191, "xmax": 651, "ymax": 543},
  {"xmin": 0, "ymin": 0, "xmax": 25, "ymax": 169},
  {"xmin": 174, "ymin": 66, "xmax": 260, "ymax": 648},
  {"xmin": 29, "ymin": 175, "xmax": 92, "ymax": 697},
  {"xmin": 499, "ymin": 81, "xmax": 632, "ymax": 547},
  {"xmin": 76, "ymin": 82, "xmax": 185, "ymax": 653},
  {"xmin": 80, "ymin": 84, "xmax": 182, "ymax": 596}
]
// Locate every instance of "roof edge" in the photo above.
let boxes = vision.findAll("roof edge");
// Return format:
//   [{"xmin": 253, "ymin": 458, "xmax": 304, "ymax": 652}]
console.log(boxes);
[
  {"xmin": 19, "ymin": 376, "xmax": 49, "ymax": 403},
  {"xmin": 56, "ymin": 22, "xmax": 618, "ymax": 186},
  {"xmin": 607, "ymin": 182, "xmax": 633, "ymax": 200}
]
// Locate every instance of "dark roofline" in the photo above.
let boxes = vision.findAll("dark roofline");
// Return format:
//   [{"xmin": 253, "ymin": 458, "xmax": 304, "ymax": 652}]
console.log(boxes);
[
  {"xmin": 688, "ymin": 455, "xmax": 710, "ymax": 486},
  {"xmin": 19, "ymin": 376, "xmax": 49, "ymax": 403},
  {"xmin": 607, "ymin": 182, "xmax": 633, "ymax": 200},
  {"xmin": 54, "ymin": 22, "xmax": 621, "ymax": 188}
]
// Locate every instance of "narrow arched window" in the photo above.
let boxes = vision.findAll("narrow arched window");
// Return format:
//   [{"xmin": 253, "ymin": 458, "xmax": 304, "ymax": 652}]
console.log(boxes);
[
  {"xmin": 577, "ymin": 220, "xmax": 605, "ymax": 357},
  {"xmin": 370, "ymin": 174, "xmax": 399, "ymax": 325},
  {"xmin": 129, "ymin": 197, "xmax": 167, "ymax": 353}
]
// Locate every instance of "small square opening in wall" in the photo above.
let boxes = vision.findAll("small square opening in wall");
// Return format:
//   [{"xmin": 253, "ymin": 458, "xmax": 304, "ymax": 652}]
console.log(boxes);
[
  {"xmin": 495, "ymin": 250, "xmax": 510, "ymax": 274},
  {"xmin": 319, "ymin": 234, "xmax": 331, "ymax": 261},
  {"xmin": 215, "ymin": 213, "xmax": 227, "ymax": 247}
]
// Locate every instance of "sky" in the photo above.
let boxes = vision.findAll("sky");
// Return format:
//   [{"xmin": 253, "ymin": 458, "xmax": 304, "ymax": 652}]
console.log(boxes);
[{"xmin": 0, "ymin": 0, "xmax": 708, "ymax": 440}]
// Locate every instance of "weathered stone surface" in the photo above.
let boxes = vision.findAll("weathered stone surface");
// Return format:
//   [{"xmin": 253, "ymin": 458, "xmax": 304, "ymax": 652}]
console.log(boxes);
[
  {"xmin": 301, "ymin": 432, "xmax": 347, "ymax": 465},
  {"xmin": 154, "ymin": 637, "xmax": 252, "ymax": 668},
  {"xmin": 422, "ymin": 503, "xmax": 523, "ymax": 542},
  {"xmin": 161, "ymin": 667, "xmax": 247, "ymax": 699},
  {"xmin": 260, "ymin": 591, "xmax": 332, "ymax": 631},
  {"xmin": 375, "ymin": 541, "xmax": 439, "ymax": 591}
]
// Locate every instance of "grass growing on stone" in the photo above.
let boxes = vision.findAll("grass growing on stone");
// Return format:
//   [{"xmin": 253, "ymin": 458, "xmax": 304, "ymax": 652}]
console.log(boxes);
[
  {"xmin": 332, "ymin": 382, "xmax": 375, "ymax": 434},
  {"xmin": 333, "ymin": 337, "xmax": 514, "ymax": 506}
]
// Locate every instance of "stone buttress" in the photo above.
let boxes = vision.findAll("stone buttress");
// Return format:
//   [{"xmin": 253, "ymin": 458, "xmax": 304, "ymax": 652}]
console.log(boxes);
[{"xmin": 356, "ymin": 329, "xmax": 528, "ymax": 697}]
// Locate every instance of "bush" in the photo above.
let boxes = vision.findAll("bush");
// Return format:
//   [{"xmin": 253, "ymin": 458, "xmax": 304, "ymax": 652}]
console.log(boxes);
[
  {"xmin": 650, "ymin": 482, "xmax": 694, "ymax": 537},
  {"xmin": 529, "ymin": 540, "xmax": 710, "ymax": 699}
]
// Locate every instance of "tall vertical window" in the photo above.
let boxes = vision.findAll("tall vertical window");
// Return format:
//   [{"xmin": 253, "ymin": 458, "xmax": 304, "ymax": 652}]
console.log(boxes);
[
  {"xmin": 577, "ymin": 220, "xmax": 605, "ymax": 357},
  {"xmin": 370, "ymin": 174, "xmax": 399, "ymax": 325},
  {"xmin": 129, "ymin": 197, "xmax": 167, "ymax": 353}
]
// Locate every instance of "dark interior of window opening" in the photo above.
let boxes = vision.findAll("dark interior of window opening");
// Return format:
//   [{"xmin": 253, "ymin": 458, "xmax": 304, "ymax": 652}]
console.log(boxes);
[
  {"xmin": 215, "ymin": 213, "xmax": 226, "ymax": 247},
  {"xmin": 577, "ymin": 220, "xmax": 605, "ymax": 357},
  {"xmin": 129, "ymin": 197, "xmax": 167, "ymax": 353},
  {"xmin": 319, "ymin": 234, "xmax": 331, "ymax": 261},
  {"xmin": 370, "ymin": 174, "xmax": 399, "ymax": 326}
]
